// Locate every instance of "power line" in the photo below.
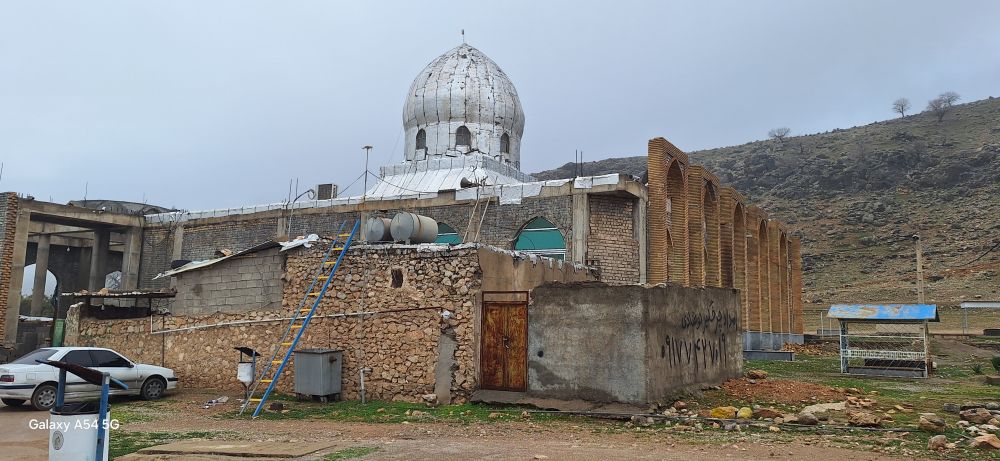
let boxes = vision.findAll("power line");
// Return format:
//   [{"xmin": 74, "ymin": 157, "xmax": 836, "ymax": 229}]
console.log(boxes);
[{"xmin": 946, "ymin": 239, "xmax": 1000, "ymax": 268}]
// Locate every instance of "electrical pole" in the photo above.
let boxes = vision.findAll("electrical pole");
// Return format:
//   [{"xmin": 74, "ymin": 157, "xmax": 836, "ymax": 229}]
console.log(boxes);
[{"xmin": 914, "ymin": 234, "xmax": 925, "ymax": 304}]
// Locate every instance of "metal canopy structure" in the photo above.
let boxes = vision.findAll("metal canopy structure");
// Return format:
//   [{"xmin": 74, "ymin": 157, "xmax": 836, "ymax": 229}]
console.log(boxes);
[
  {"xmin": 960, "ymin": 301, "xmax": 1000, "ymax": 335},
  {"xmin": 828, "ymin": 304, "xmax": 938, "ymax": 378}
]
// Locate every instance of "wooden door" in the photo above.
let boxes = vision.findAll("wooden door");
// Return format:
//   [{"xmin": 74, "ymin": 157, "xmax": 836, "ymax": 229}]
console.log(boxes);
[{"xmin": 480, "ymin": 296, "xmax": 528, "ymax": 391}]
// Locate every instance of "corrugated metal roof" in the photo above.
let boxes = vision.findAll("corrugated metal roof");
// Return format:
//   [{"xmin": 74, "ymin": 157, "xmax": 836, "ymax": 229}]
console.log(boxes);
[
  {"xmin": 827, "ymin": 304, "xmax": 938, "ymax": 321},
  {"xmin": 153, "ymin": 240, "xmax": 281, "ymax": 279},
  {"xmin": 959, "ymin": 301, "xmax": 1000, "ymax": 309}
]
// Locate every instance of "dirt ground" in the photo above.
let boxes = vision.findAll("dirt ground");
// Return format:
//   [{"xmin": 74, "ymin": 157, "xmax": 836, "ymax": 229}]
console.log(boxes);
[{"xmin": 71, "ymin": 388, "xmax": 917, "ymax": 461}]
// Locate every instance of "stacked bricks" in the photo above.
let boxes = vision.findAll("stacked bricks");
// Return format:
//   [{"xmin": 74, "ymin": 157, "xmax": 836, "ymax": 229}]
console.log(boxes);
[
  {"xmin": 587, "ymin": 195, "xmax": 640, "ymax": 284},
  {"xmin": 0, "ymin": 193, "xmax": 19, "ymax": 344},
  {"xmin": 686, "ymin": 166, "xmax": 706, "ymax": 286},
  {"xmin": 790, "ymin": 237, "xmax": 804, "ymax": 334},
  {"xmin": 665, "ymin": 157, "xmax": 688, "ymax": 285},
  {"xmin": 745, "ymin": 207, "xmax": 765, "ymax": 332},
  {"xmin": 172, "ymin": 248, "xmax": 285, "ymax": 316},
  {"xmin": 766, "ymin": 220, "xmax": 782, "ymax": 334},
  {"xmin": 645, "ymin": 138, "xmax": 670, "ymax": 284}
]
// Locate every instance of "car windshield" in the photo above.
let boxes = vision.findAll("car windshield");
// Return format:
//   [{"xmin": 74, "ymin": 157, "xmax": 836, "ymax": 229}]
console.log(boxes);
[{"xmin": 9, "ymin": 348, "xmax": 58, "ymax": 365}]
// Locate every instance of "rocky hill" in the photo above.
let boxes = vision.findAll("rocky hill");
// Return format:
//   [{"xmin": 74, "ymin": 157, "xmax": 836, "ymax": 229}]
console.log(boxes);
[{"xmin": 535, "ymin": 97, "xmax": 1000, "ymax": 310}]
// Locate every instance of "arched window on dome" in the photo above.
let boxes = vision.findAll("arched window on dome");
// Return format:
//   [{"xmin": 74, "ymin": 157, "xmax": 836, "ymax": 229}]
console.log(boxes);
[
  {"xmin": 456, "ymin": 126, "xmax": 471, "ymax": 147},
  {"xmin": 514, "ymin": 217, "xmax": 566, "ymax": 260},
  {"xmin": 500, "ymin": 133, "xmax": 510, "ymax": 154},
  {"xmin": 416, "ymin": 129, "xmax": 426, "ymax": 151},
  {"xmin": 435, "ymin": 223, "xmax": 461, "ymax": 244}
]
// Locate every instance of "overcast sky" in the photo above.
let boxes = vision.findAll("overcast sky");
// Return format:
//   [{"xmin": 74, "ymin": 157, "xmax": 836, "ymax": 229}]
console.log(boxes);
[{"xmin": 1, "ymin": 0, "xmax": 998, "ymax": 212}]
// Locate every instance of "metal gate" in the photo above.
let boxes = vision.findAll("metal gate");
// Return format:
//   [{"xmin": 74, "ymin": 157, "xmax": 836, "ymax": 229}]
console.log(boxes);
[{"xmin": 480, "ymin": 291, "xmax": 528, "ymax": 392}]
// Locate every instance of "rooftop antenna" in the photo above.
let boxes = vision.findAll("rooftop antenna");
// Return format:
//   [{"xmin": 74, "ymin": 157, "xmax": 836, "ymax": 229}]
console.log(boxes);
[
  {"xmin": 461, "ymin": 29, "xmax": 465, "ymax": 44},
  {"xmin": 362, "ymin": 145, "xmax": 373, "ymax": 200}
]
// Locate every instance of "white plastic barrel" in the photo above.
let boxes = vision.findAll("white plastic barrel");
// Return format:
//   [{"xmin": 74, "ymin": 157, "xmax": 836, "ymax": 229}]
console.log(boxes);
[
  {"xmin": 49, "ymin": 412, "xmax": 107, "ymax": 461},
  {"xmin": 237, "ymin": 362, "xmax": 254, "ymax": 385}
]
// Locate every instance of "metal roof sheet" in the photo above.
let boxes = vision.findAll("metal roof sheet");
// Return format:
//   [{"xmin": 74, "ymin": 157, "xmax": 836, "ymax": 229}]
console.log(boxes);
[{"xmin": 827, "ymin": 304, "xmax": 938, "ymax": 321}]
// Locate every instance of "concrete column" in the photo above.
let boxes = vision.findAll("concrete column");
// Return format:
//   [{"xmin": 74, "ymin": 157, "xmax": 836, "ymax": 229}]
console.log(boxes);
[
  {"xmin": 635, "ymin": 195, "xmax": 647, "ymax": 284},
  {"xmin": 88, "ymin": 229, "xmax": 110, "ymax": 291},
  {"xmin": 121, "ymin": 228, "xmax": 142, "ymax": 290},
  {"xmin": 169, "ymin": 225, "xmax": 185, "ymax": 289},
  {"xmin": 30, "ymin": 235, "xmax": 51, "ymax": 316},
  {"xmin": 3, "ymin": 209, "xmax": 31, "ymax": 347},
  {"xmin": 570, "ymin": 192, "xmax": 589, "ymax": 264},
  {"xmin": 77, "ymin": 247, "xmax": 92, "ymax": 292}
]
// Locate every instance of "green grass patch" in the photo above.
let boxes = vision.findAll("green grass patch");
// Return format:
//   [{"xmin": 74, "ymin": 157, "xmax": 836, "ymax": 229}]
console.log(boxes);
[
  {"xmin": 323, "ymin": 446, "xmax": 380, "ymax": 460},
  {"xmin": 221, "ymin": 399, "xmax": 560, "ymax": 424},
  {"xmin": 109, "ymin": 431, "xmax": 232, "ymax": 460}
]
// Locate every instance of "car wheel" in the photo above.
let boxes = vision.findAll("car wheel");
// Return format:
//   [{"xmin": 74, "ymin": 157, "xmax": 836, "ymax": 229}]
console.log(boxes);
[
  {"xmin": 31, "ymin": 384, "xmax": 57, "ymax": 411},
  {"xmin": 1, "ymin": 398, "xmax": 25, "ymax": 407},
  {"xmin": 140, "ymin": 377, "xmax": 166, "ymax": 400}
]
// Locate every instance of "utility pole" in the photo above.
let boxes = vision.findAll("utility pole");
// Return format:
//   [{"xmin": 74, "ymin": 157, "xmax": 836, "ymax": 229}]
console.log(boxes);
[
  {"xmin": 914, "ymin": 234, "xmax": 925, "ymax": 304},
  {"xmin": 362, "ymin": 145, "xmax": 373, "ymax": 199}
]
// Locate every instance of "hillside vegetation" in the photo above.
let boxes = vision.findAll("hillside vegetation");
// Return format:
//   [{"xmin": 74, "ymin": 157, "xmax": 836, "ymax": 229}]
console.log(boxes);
[{"xmin": 535, "ymin": 98, "xmax": 1000, "ymax": 310}]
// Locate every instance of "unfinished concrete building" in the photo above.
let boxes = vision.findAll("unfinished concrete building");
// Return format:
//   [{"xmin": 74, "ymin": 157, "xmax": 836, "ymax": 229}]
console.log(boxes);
[{"xmin": 0, "ymin": 43, "xmax": 802, "ymax": 404}]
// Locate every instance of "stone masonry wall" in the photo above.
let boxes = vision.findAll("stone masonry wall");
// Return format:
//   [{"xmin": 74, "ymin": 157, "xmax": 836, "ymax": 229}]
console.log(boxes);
[
  {"xmin": 0, "ymin": 193, "xmax": 19, "ymax": 344},
  {"xmin": 587, "ymin": 195, "xmax": 640, "ymax": 284},
  {"xmin": 172, "ymin": 247, "xmax": 285, "ymax": 316},
  {"xmin": 70, "ymin": 245, "xmax": 481, "ymax": 403}
]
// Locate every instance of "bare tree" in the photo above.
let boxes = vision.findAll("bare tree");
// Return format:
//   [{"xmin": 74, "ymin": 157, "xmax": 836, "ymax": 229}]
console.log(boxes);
[
  {"xmin": 892, "ymin": 98, "xmax": 910, "ymax": 118},
  {"xmin": 768, "ymin": 127, "xmax": 791, "ymax": 143},
  {"xmin": 926, "ymin": 91, "xmax": 960, "ymax": 122}
]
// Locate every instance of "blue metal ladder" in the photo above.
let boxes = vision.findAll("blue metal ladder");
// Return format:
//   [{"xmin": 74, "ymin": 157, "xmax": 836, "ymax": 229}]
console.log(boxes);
[{"xmin": 239, "ymin": 219, "xmax": 360, "ymax": 417}]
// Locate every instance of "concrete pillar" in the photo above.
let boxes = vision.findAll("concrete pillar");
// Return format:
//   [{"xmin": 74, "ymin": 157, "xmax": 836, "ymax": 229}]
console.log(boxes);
[
  {"xmin": 121, "ymin": 228, "xmax": 141, "ymax": 290},
  {"xmin": 635, "ymin": 195, "xmax": 648, "ymax": 284},
  {"xmin": 3, "ymin": 208, "xmax": 30, "ymax": 347},
  {"xmin": 169, "ymin": 225, "xmax": 185, "ymax": 289},
  {"xmin": 88, "ymin": 229, "xmax": 110, "ymax": 291},
  {"xmin": 77, "ymin": 247, "xmax": 92, "ymax": 292},
  {"xmin": 30, "ymin": 235, "xmax": 51, "ymax": 316},
  {"xmin": 570, "ymin": 192, "xmax": 589, "ymax": 264}
]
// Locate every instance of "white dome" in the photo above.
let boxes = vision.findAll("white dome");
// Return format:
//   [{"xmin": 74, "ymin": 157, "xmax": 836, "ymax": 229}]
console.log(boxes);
[{"xmin": 403, "ymin": 44, "xmax": 525, "ymax": 168}]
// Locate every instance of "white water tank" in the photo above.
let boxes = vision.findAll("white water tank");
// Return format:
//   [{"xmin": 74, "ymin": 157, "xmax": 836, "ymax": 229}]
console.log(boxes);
[
  {"xmin": 389, "ymin": 212, "xmax": 438, "ymax": 244},
  {"xmin": 50, "ymin": 403, "xmax": 108, "ymax": 461}
]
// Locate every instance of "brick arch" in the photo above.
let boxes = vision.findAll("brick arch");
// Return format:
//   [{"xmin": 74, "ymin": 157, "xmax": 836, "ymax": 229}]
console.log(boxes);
[
  {"xmin": 777, "ymin": 231, "xmax": 788, "ymax": 335},
  {"xmin": 757, "ymin": 219, "xmax": 770, "ymax": 332},
  {"xmin": 665, "ymin": 159, "xmax": 687, "ymax": 284}
]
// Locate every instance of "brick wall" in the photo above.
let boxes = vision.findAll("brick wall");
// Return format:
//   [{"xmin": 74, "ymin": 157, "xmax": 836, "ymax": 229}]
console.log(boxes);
[
  {"xmin": 181, "ymin": 218, "xmax": 280, "ymax": 261},
  {"xmin": 0, "ymin": 193, "xmax": 19, "ymax": 344},
  {"xmin": 587, "ymin": 195, "xmax": 640, "ymax": 284},
  {"xmin": 173, "ymin": 247, "xmax": 285, "ymax": 316},
  {"xmin": 139, "ymin": 227, "xmax": 173, "ymax": 289}
]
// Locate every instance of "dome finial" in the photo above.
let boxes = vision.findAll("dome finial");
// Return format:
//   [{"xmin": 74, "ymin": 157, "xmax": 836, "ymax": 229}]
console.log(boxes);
[{"xmin": 461, "ymin": 29, "xmax": 465, "ymax": 44}]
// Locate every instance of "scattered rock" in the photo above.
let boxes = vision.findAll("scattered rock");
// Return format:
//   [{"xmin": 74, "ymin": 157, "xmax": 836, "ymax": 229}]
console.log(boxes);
[
  {"xmin": 801, "ymin": 401, "xmax": 846, "ymax": 414},
  {"xmin": 710, "ymin": 406, "xmax": 738, "ymax": 419},
  {"xmin": 737, "ymin": 407, "xmax": 753, "ymax": 419},
  {"xmin": 981, "ymin": 424, "xmax": 999, "ymax": 433},
  {"xmin": 962, "ymin": 408, "xmax": 994, "ymax": 424},
  {"xmin": 533, "ymin": 455, "xmax": 549, "ymax": 460},
  {"xmin": 672, "ymin": 400, "xmax": 687, "ymax": 410},
  {"xmin": 421, "ymin": 394, "xmax": 437, "ymax": 405},
  {"xmin": 942, "ymin": 403, "xmax": 961, "ymax": 414},
  {"xmin": 746, "ymin": 369, "xmax": 769, "ymax": 380},
  {"xmin": 987, "ymin": 402, "xmax": 1000, "ymax": 411},
  {"xmin": 488, "ymin": 412, "xmax": 502, "ymax": 419},
  {"xmin": 268, "ymin": 402, "xmax": 284, "ymax": 411},
  {"xmin": 768, "ymin": 425, "xmax": 781, "ymax": 432},
  {"xmin": 630, "ymin": 415, "xmax": 655, "ymax": 427},
  {"xmin": 971, "ymin": 433, "xmax": 1000, "ymax": 450},
  {"xmin": 521, "ymin": 410, "xmax": 531, "ymax": 419},
  {"xmin": 847, "ymin": 411, "xmax": 881, "ymax": 427},
  {"xmin": 753, "ymin": 408, "xmax": 783, "ymax": 419},
  {"xmin": 918, "ymin": 414, "xmax": 946, "ymax": 433},
  {"xmin": 927, "ymin": 435, "xmax": 949, "ymax": 451},
  {"xmin": 409, "ymin": 410, "xmax": 428, "ymax": 417},
  {"xmin": 796, "ymin": 412, "xmax": 819, "ymax": 425}
]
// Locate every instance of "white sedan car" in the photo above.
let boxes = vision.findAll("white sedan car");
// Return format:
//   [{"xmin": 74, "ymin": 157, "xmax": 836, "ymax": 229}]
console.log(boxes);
[{"xmin": 0, "ymin": 347, "xmax": 178, "ymax": 410}]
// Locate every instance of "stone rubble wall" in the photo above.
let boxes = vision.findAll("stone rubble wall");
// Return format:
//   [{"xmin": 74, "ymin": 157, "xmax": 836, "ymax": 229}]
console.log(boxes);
[{"xmin": 70, "ymin": 245, "xmax": 481, "ymax": 403}]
